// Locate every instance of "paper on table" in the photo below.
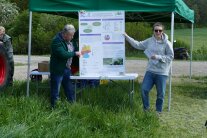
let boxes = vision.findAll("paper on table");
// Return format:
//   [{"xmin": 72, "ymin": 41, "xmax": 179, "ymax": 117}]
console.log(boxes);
[
  {"xmin": 144, "ymin": 49, "xmax": 153, "ymax": 59},
  {"xmin": 144, "ymin": 49, "xmax": 159, "ymax": 64}
]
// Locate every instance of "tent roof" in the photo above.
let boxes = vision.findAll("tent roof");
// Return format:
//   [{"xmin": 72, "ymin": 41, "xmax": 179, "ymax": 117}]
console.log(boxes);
[{"xmin": 29, "ymin": 0, "xmax": 194, "ymax": 23}]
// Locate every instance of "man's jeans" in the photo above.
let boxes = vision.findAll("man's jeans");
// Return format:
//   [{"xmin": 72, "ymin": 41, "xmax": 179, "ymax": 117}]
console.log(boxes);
[
  {"xmin": 141, "ymin": 71, "xmax": 168, "ymax": 112},
  {"xmin": 50, "ymin": 68, "xmax": 75, "ymax": 107}
]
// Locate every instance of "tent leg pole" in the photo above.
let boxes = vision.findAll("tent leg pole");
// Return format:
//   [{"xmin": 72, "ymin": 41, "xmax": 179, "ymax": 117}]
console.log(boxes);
[
  {"xmin": 26, "ymin": 11, "xmax": 33, "ymax": 97},
  {"xmin": 190, "ymin": 23, "xmax": 193, "ymax": 79},
  {"xmin": 168, "ymin": 12, "xmax": 174, "ymax": 112}
]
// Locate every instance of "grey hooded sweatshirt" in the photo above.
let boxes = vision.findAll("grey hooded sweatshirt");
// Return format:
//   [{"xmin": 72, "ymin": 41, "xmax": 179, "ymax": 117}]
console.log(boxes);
[{"xmin": 125, "ymin": 33, "xmax": 174, "ymax": 76}]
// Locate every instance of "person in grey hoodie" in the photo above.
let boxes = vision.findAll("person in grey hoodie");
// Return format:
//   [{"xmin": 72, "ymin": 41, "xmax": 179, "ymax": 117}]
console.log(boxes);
[{"xmin": 124, "ymin": 22, "xmax": 174, "ymax": 113}]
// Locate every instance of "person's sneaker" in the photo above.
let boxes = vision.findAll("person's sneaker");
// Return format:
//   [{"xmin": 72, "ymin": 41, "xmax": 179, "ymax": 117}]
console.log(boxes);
[
  {"xmin": 144, "ymin": 108, "xmax": 150, "ymax": 112},
  {"xmin": 156, "ymin": 111, "xmax": 162, "ymax": 117}
]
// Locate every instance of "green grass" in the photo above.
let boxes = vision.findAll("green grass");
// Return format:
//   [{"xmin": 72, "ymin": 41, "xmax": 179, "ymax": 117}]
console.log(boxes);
[
  {"xmin": 158, "ymin": 76, "xmax": 207, "ymax": 137},
  {"xmin": 166, "ymin": 28, "xmax": 207, "ymax": 60},
  {"xmin": 165, "ymin": 28, "xmax": 207, "ymax": 51},
  {"xmin": 14, "ymin": 62, "xmax": 26, "ymax": 66},
  {"xmin": 0, "ymin": 77, "xmax": 207, "ymax": 137}
]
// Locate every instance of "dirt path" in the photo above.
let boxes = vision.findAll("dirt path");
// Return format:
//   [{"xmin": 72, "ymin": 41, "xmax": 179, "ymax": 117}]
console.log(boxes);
[
  {"xmin": 126, "ymin": 60, "xmax": 207, "ymax": 77},
  {"xmin": 13, "ymin": 55, "xmax": 207, "ymax": 80}
]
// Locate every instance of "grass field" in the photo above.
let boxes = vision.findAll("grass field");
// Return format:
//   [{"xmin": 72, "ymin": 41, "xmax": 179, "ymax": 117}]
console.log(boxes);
[
  {"xmin": 165, "ymin": 28, "xmax": 207, "ymax": 51},
  {"xmin": 0, "ymin": 76, "xmax": 206, "ymax": 137}
]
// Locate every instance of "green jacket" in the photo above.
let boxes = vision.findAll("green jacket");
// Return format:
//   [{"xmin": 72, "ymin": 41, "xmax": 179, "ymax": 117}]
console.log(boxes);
[
  {"xmin": 50, "ymin": 32, "xmax": 78, "ymax": 75},
  {"xmin": 71, "ymin": 39, "xmax": 79, "ymax": 67}
]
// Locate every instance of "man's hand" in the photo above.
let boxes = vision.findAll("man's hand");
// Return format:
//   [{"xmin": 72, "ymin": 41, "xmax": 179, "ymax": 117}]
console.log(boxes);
[
  {"xmin": 75, "ymin": 51, "xmax": 81, "ymax": 57},
  {"xmin": 0, "ymin": 42, "xmax": 3, "ymax": 47}
]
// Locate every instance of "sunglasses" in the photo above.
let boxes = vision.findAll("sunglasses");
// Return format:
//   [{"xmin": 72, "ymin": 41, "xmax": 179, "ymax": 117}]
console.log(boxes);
[{"xmin": 154, "ymin": 29, "xmax": 163, "ymax": 33}]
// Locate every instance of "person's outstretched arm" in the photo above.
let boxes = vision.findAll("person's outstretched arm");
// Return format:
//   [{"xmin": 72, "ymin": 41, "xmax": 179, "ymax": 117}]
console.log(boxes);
[{"xmin": 124, "ymin": 33, "xmax": 147, "ymax": 50}]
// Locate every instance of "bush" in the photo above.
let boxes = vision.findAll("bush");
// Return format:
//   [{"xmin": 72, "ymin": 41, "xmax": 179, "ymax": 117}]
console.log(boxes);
[
  {"xmin": 125, "ymin": 22, "xmax": 151, "ymax": 57},
  {"xmin": 32, "ymin": 25, "xmax": 53, "ymax": 54},
  {"xmin": 8, "ymin": 10, "xmax": 40, "ymax": 54},
  {"xmin": 173, "ymin": 40, "xmax": 207, "ymax": 61},
  {"xmin": 173, "ymin": 39, "xmax": 190, "ymax": 51},
  {"xmin": 13, "ymin": 35, "xmax": 28, "ymax": 54},
  {"xmin": 192, "ymin": 45, "xmax": 207, "ymax": 60},
  {"xmin": 0, "ymin": 0, "xmax": 19, "ymax": 25},
  {"xmin": 8, "ymin": 12, "xmax": 78, "ymax": 55}
]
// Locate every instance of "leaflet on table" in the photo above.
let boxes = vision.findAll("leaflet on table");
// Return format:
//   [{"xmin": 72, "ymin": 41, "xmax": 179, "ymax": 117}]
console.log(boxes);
[
  {"xmin": 144, "ymin": 49, "xmax": 158, "ymax": 64},
  {"xmin": 79, "ymin": 11, "xmax": 125, "ymax": 76}
]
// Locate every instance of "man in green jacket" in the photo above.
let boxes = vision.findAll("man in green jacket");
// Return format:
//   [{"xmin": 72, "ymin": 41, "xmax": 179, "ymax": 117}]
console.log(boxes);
[{"xmin": 50, "ymin": 24, "xmax": 81, "ymax": 108}]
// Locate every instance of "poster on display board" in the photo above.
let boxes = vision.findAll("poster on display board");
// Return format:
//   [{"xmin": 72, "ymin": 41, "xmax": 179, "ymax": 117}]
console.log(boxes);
[{"xmin": 79, "ymin": 11, "xmax": 125, "ymax": 76}]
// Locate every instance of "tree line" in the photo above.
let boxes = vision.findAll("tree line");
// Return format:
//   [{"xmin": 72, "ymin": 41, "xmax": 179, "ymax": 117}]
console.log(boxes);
[
  {"xmin": 1, "ymin": 0, "xmax": 207, "ymax": 27},
  {"xmin": 184, "ymin": 0, "xmax": 207, "ymax": 26}
]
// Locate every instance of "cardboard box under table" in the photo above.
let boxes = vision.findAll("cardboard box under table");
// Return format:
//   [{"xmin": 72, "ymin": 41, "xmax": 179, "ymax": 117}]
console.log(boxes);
[{"xmin": 38, "ymin": 61, "xmax": 49, "ymax": 72}]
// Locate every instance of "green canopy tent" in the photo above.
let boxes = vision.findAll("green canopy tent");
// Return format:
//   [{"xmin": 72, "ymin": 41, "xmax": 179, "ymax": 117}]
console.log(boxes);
[
  {"xmin": 27, "ymin": 0, "xmax": 194, "ymax": 111},
  {"xmin": 29, "ymin": 0, "xmax": 194, "ymax": 23}
]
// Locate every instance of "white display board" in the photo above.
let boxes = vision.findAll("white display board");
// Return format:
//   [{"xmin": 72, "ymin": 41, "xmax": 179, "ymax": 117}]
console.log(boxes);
[{"xmin": 79, "ymin": 11, "xmax": 125, "ymax": 76}]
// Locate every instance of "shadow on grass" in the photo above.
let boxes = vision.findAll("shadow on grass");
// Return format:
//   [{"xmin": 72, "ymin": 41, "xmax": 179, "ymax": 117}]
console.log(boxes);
[
  {"xmin": 173, "ymin": 77, "xmax": 207, "ymax": 99},
  {"xmin": 76, "ymin": 80, "xmax": 142, "ymax": 112},
  {"xmin": 0, "ymin": 80, "xmax": 50, "ymax": 103},
  {"xmin": 0, "ymin": 80, "xmax": 161, "ymax": 137},
  {"xmin": 0, "ymin": 80, "xmax": 146, "ymax": 113}
]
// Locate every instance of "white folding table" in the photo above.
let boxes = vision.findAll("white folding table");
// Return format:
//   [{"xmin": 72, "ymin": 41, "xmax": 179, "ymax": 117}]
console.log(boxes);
[{"xmin": 29, "ymin": 71, "xmax": 138, "ymax": 106}]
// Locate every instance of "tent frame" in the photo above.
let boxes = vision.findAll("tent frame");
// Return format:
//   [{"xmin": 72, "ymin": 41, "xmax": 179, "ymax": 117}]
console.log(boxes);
[{"xmin": 26, "ymin": 10, "xmax": 194, "ymax": 111}]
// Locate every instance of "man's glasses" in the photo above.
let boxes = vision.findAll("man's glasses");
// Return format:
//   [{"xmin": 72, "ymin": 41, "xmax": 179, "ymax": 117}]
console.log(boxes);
[{"xmin": 154, "ymin": 30, "xmax": 163, "ymax": 33}]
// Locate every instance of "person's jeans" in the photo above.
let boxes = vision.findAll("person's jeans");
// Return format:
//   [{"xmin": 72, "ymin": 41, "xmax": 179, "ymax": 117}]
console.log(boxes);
[
  {"xmin": 141, "ymin": 71, "xmax": 168, "ymax": 112},
  {"xmin": 50, "ymin": 68, "xmax": 75, "ymax": 108}
]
